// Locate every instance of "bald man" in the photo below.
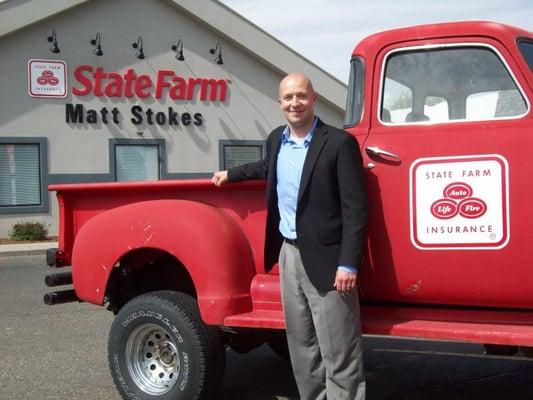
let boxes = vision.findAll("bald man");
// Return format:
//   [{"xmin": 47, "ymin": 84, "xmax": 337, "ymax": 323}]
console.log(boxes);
[{"xmin": 212, "ymin": 73, "xmax": 367, "ymax": 399}]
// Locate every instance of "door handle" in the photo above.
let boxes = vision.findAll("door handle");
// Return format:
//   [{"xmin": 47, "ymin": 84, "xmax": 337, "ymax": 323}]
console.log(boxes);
[{"xmin": 365, "ymin": 146, "xmax": 400, "ymax": 160}]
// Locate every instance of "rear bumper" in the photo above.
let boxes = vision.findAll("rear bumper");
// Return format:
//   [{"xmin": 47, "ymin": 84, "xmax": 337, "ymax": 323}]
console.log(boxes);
[
  {"xmin": 44, "ymin": 247, "xmax": 81, "ymax": 305},
  {"xmin": 47, "ymin": 247, "xmax": 66, "ymax": 267}
]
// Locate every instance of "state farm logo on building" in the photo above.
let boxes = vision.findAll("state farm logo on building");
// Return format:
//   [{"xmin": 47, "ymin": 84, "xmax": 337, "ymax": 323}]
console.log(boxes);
[
  {"xmin": 431, "ymin": 182, "xmax": 487, "ymax": 219},
  {"xmin": 28, "ymin": 59, "xmax": 67, "ymax": 98},
  {"xmin": 410, "ymin": 155, "xmax": 509, "ymax": 250}
]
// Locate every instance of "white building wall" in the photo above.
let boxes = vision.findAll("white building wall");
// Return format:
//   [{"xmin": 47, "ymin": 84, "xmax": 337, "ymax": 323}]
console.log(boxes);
[{"xmin": 0, "ymin": 0, "xmax": 345, "ymax": 237}]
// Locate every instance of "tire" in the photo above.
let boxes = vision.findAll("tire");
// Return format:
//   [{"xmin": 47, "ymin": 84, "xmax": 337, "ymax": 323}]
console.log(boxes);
[{"xmin": 108, "ymin": 290, "xmax": 225, "ymax": 400}]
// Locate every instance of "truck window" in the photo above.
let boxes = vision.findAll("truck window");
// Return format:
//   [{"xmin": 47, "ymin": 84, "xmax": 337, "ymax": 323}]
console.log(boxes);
[
  {"xmin": 380, "ymin": 45, "xmax": 528, "ymax": 124},
  {"xmin": 382, "ymin": 78, "xmax": 412, "ymax": 123},
  {"xmin": 518, "ymin": 39, "xmax": 533, "ymax": 72},
  {"xmin": 344, "ymin": 57, "xmax": 364, "ymax": 128},
  {"xmin": 424, "ymin": 96, "xmax": 449, "ymax": 123}
]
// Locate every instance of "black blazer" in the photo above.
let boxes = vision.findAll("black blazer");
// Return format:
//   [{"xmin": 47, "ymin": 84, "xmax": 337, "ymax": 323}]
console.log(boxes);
[{"xmin": 228, "ymin": 118, "xmax": 368, "ymax": 291}]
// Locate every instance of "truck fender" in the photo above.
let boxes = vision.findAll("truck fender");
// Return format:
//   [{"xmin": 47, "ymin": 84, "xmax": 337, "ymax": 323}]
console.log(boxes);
[{"xmin": 71, "ymin": 199, "xmax": 256, "ymax": 324}]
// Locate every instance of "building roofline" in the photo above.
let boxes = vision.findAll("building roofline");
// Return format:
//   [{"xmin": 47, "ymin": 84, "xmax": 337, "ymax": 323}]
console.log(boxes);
[
  {"xmin": 0, "ymin": 0, "xmax": 91, "ymax": 39},
  {"xmin": 0, "ymin": 0, "xmax": 347, "ymax": 111}
]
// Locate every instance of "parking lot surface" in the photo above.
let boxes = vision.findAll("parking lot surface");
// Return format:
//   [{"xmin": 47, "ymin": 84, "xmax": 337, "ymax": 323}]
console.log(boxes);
[{"xmin": 1, "ymin": 254, "xmax": 533, "ymax": 399}]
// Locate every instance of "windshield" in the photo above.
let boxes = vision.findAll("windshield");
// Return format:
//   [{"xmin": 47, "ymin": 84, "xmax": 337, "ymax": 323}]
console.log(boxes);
[
  {"xmin": 518, "ymin": 39, "xmax": 533, "ymax": 73},
  {"xmin": 344, "ymin": 56, "xmax": 364, "ymax": 128}
]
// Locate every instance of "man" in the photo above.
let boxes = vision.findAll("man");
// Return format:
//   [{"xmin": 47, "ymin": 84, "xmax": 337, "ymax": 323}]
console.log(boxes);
[{"xmin": 212, "ymin": 72, "xmax": 367, "ymax": 400}]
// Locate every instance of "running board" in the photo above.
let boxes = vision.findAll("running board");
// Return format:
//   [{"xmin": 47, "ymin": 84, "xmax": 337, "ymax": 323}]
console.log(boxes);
[
  {"xmin": 224, "ymin": 303, "xmax": 533, "ymax": 345},
  {"xmin": 224, "ymin": 309, "xmax": 285, "ymax": 329},
  {"xmin": 362, "ymin": 304, "xmax": 533, "ymax": 346}
]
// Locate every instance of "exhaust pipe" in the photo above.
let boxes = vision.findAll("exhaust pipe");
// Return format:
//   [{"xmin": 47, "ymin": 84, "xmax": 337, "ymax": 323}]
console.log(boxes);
[
  {"xmin": 43, "ymin": 289, "xmax": 81, "ymax": 305},
  {"xmin": 45, "ymin": 271, "xmax": 73, "ymax": 287}
]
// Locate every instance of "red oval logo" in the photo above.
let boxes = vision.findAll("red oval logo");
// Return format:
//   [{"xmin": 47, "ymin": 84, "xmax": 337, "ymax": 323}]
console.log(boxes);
[
  {"xmin": 36, "ymin": 70, "xmax": 60, "ymax": 86},
  {"xmin": 459, "ymin": 198, "xmax": 487, "ymax": 218},
  {"xmin": 443, "ymin": 182, "xmax": 473, "ymax": 200},
  {"xmin": 431, "ymin": 199, "xmax": 458, "ymax": 219}
]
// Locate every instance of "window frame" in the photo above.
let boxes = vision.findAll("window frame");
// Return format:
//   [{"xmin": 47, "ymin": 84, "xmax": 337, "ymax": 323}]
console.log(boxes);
[
  {"xmin": 378, "ymin": 42, "xmax": 530, "ymax": 126},
  {"xmin": 0, "ymin": 137, "xmax": 48, "ymax": 214},
  {"xmin": 517, "ymin": 37, "xmax": 533, "ymax": 73},
  {"xmin": 343, "ymin": 56, "xmax": 365, "ymax": 128},
  {"xmin": 218, "ymin": 140, "xmax": 266, "ymax": 170}
]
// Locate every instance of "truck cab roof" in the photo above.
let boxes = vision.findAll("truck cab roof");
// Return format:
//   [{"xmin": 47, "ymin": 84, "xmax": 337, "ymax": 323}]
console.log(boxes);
[{"xmin": 352, "ymin": 21, "xmax": 532, "ymax": 59}]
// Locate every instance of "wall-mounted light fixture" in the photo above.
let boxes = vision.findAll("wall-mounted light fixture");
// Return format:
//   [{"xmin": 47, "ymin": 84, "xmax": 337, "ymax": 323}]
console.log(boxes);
[
  {"xmin": 90, "ymin": 33, "xmax": 103, "ymax": 56},
  {"xmin": 47, "ymin": 29, "xmax": 60, "ymax": 54},
  {"xmin": 132, "ymin": 36, "xmax": 145, "ymax": 59},
  {"xmin": 210, "ymin": 42, "xmax": 223, "ymax": 65},
  {"xmin": 171, "ymin": 38, "xmax": 185, "ymax": 61}
]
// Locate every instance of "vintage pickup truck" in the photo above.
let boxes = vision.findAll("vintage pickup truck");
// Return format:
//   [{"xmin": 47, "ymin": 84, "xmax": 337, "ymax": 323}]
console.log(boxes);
[{"xmin": 44, "ymin": 21, "xmax": 533, "ymax": 399}]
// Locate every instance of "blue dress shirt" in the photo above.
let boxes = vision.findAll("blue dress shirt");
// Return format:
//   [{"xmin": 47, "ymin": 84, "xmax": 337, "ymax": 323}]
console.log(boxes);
[{"xmin": 276, "ymin": 118, "xmax": 357, "ymax": 274}]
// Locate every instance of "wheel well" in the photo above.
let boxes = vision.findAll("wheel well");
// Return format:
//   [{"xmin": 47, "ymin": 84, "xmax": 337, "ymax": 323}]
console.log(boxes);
[{"xmin": 105, "ymin": 248, "xmax": 196, "ymax": 313}]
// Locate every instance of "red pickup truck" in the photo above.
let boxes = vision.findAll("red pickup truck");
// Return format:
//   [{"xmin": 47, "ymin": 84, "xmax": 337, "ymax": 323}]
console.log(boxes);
[{"xmin": 45, "ymin": 21, "xmax": 533, "ymax": 399}]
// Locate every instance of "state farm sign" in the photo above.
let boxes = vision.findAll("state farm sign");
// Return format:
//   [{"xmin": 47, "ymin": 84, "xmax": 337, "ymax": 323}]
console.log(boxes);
[
  {"xmin": 28, "ymin": 61, "xmax": 230, "ymax": 127},
  {"xmin": 410, "ymin": 154, "xmax": 509, "ymax": 250},
  {"xmin": 65, "ymin": 65, "xmax": 231, "ymax": 126},
  {"xmin": 72, "ymin": 65, "xmax": 228, "ymax": 101},
  {"xmin": 28, "ymin": 59, "xmax": 67, "ymax": 98}
]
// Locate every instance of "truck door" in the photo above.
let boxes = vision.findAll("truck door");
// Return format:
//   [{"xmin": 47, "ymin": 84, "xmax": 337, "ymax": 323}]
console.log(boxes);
[{"xmin": 360, "ymin": 39, "xmax": 533, "ymax": 309}]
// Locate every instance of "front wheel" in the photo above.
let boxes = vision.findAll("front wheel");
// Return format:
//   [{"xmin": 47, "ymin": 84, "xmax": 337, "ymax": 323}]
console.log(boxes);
[{"xmin": 108, "ymin": 291, "xmax": 225, "ymax": 400}]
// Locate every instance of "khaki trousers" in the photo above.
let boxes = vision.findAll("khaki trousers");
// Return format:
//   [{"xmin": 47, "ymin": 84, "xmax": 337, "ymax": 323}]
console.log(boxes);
[{"xmin": 279, "ymin": 241, "xmax": 365, "ymax": 400}]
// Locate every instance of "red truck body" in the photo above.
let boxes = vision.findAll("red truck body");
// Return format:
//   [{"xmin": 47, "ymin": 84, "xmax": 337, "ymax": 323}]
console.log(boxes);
[
  {"xmin": 45, "ymin": 21, "xmax": 533, "ymax": 398},
  {"xmin": 51, "ymin": 180, "xmax": 276, "ymax": 325}
]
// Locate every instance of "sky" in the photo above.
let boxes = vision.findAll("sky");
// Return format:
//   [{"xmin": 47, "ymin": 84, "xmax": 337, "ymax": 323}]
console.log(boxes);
[{"xmin": 219, "ymin": 0, "xmax": 533, "ymax": 83}]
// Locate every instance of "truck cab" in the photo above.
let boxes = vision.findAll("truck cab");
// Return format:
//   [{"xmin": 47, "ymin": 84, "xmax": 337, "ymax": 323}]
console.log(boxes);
[{"xmin": 342, "ymin": 21, "xmax": 533, "ymax": 343}]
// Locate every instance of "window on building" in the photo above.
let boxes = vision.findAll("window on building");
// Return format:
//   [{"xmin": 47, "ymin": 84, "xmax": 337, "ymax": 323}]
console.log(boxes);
[
  {"xmin": 0, "ymin": 143, "xmax": 41, "ymax": 207},
  {"xmin": 115, "ymin": 145, "xmax": 160, "ymax": 182},
  {"xmin": 219, "ymin": 140, "xmax": 264, "ymax": 170},
  {"xmin": 381, "ymin": 45, "xmax": 528, "ymax": 124}
]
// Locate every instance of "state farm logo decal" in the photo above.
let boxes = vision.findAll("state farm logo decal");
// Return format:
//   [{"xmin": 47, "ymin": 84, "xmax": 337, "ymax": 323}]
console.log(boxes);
[
  {"xmin": 431, "ymin": 182, "xmax": 486, "ymax": 219},
  {"xmin": 36, "ymin": 70, "xmax": 60, "ymax": 86},
  {"xmin": 410, "ymin": 155, "xmax": 509, "ymax": 250},
  {"xmin": 28, "ymin": 59, "xmax": 67, "ymax": 98}
]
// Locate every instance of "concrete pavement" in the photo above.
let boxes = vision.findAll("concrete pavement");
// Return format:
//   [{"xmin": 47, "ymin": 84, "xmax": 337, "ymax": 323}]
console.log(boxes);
[{"xmin": 0, "ymin": 241, "xmax": 58, "ymax": 257}]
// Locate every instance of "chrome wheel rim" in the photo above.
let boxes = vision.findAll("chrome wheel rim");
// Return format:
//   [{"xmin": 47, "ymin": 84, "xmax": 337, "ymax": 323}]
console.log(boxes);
[{"xmin": 126, "ymin": 323, "xmax": 180, "ymax": 395}]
